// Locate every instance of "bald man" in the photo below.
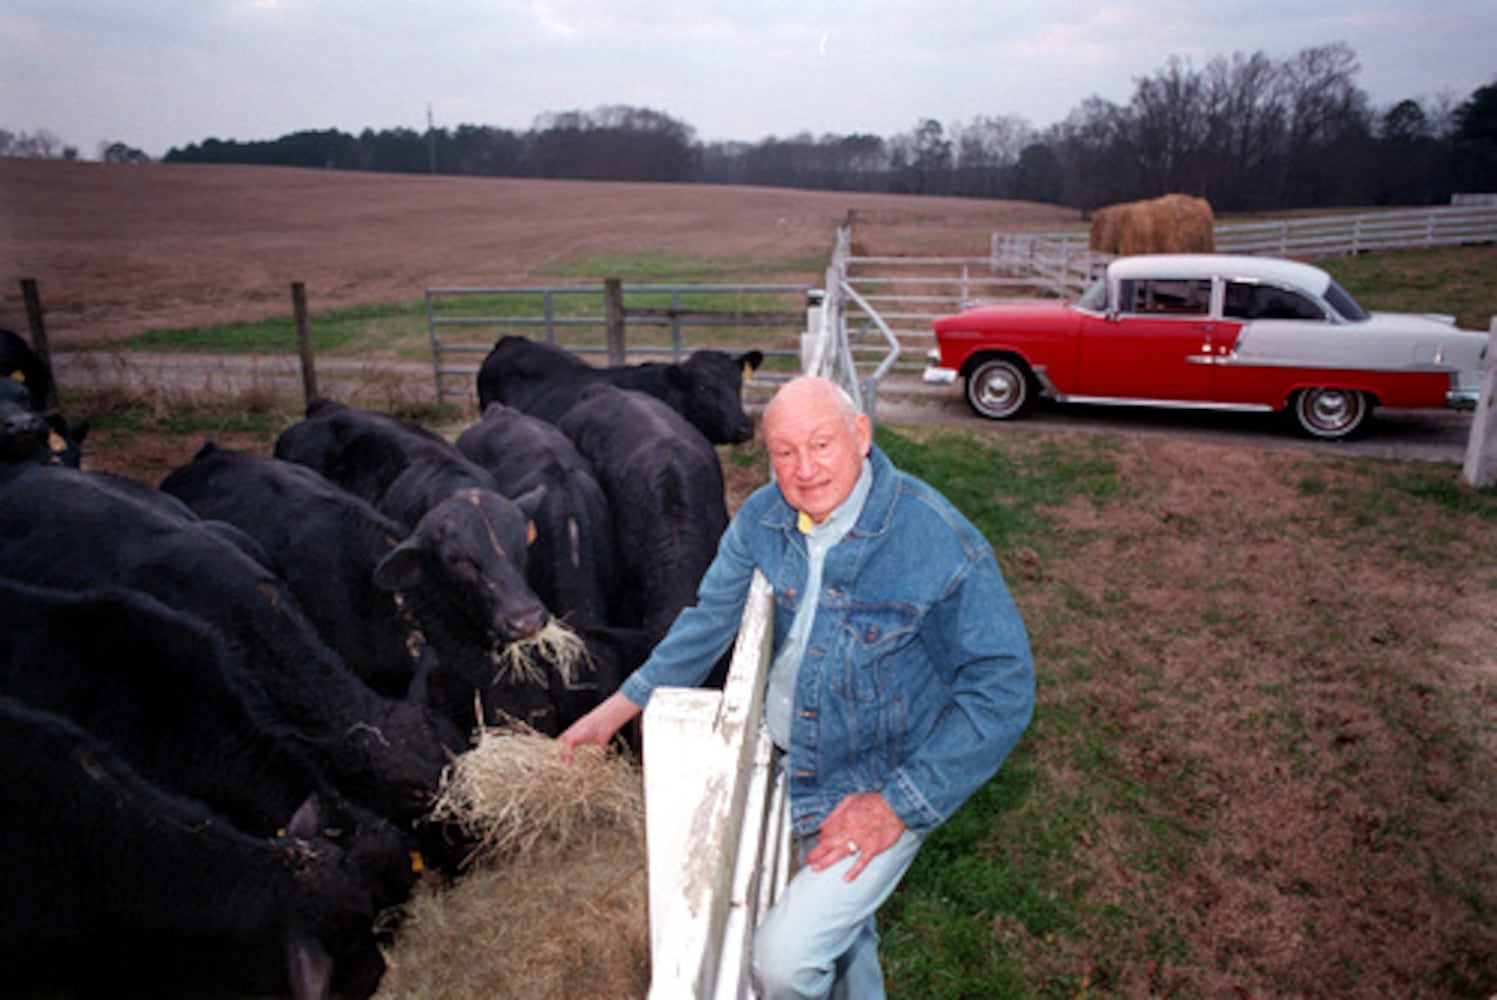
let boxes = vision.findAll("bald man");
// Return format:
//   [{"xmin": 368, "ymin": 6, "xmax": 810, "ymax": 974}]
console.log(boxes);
[{"xmin": 560, "ymin": 375, "xmax": 1033, "ymax": 999}]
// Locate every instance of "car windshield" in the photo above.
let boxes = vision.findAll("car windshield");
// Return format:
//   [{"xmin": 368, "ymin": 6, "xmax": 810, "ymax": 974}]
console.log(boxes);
[
  {"xmin": 1074, "ymin": 276, "xmax": 1108, "ymax": 312},
  {"xmin": 1323, "ymin": 280, "xmax": 1370, "ymax": 322}
]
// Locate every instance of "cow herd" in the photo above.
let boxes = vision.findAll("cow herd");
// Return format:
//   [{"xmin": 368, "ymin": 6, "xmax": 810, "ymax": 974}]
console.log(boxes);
[{"xmin": 0, "ymin": 332, "xmax": 763, "ymax": 998}]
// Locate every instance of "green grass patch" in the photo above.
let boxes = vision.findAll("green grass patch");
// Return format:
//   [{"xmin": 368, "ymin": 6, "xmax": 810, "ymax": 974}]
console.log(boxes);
[
  {"xmin": 125, "ymin": 300, "xmax": 429, "ymax": 359},
  {"xmin": 78, "ymin": 395, "xmax": 294, "ymax": 443},
  {"xmin": 875, "ymin": 425, "xmax": 1123, "ymax": 557},
  {"xmin": 1297, "ymin": 458, "xmax": 1497, "ymax": 564}
]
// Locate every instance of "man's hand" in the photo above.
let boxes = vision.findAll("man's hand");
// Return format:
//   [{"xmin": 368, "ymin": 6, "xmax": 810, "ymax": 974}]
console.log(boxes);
[
  {"xmin": 806, "ymin": 791, "xmax": 906, "ymax": 882},
  {"xmin": 556, "ymin": 692, "xmax": 641, "ymax": 763}
]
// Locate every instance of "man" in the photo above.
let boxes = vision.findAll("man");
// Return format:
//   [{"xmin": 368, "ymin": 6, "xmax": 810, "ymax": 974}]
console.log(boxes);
[{"xmin": 559, "ymin": 375, "xmax": 1034, "ymax": 998}]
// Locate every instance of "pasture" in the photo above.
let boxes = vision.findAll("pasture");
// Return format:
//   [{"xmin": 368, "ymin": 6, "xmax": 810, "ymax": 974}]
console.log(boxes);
[{"xmin": 3, "ymin": 160, "xmax": 1494, "ymax": 997}]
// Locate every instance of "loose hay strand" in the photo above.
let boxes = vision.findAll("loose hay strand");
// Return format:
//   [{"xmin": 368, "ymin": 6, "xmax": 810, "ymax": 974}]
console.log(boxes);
[
  {"xmin": 490, "ymin": 618, "xmax": 591, "ymax": 686},
  {"xmin": 428, "ymin": 725, "xmax": 643, "ymax": 864}
]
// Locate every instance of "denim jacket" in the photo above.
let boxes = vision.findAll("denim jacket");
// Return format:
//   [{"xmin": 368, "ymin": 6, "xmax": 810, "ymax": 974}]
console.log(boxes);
[{"xmin": 620, "ymin": 445, "xmax": 1035, "ymax": 837}]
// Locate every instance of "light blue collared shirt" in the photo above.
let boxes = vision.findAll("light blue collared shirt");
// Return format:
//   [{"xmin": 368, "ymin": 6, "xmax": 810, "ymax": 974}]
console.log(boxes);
[{"xmin": 763, "ymin": 458, "xmax": 873, "ymax": 748}]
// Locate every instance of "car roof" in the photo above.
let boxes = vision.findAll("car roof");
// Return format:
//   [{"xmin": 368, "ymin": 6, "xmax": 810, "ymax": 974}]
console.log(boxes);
[{"xmin": 1106, "ymin": 254, "xmax": 1332, "ymax": 295}]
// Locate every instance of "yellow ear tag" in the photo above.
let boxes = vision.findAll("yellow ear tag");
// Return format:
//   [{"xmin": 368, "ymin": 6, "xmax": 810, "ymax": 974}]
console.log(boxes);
[
  {"xmin": 742, "ymin": 361, "xmax": 754, "ymax": 383},
  {"xmin": 8, "ymin": 369, "xmax": 24, "ymax": 383},
  {"xmin": 526, "ymin": 520, "xmax": 537, "ymax": 545},
  {"xmin": 49, "ymin": 431, "xmax": 66, "ymax": 453},
  {"xmin": 797, "ymin": 510, "xmax": 814, "ymax": 534}
]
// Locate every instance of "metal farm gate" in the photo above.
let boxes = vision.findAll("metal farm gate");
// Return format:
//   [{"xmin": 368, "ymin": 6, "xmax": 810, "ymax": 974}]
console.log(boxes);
[{"xmin": 424, "ymin": 280, "xmax": 816, "ymax": 405}]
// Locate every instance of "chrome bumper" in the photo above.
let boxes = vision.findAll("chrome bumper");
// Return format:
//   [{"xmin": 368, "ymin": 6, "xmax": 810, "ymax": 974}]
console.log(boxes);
[
  {"xmin": 1446, "ymin": 387, "xmax": 1479, "ymax": 410},
  {"xmin": 922, "ymin": 364, "xmax": 957, "ymax": 385}
]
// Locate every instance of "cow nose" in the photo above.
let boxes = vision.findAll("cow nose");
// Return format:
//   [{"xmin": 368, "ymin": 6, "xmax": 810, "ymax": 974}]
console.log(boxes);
[
  {"xmin": 2, "ymin": 413, "xmax": 46, "ymax": 454},
  {"xmin": 499, "ymin": 603, "xmax": 549, "ymax": 641},
  {"xmin": 4, "ymin": 413, "xmax": 42, "ymax": 435}
]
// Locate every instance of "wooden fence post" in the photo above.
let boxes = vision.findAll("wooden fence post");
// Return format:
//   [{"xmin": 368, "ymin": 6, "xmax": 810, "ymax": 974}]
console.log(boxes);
[
  {"xmin": 291, "ymin": 282, "xmax": 318, "ymax": 407},
  {"xmin": 605, "ymin": 278, "xmax": 626, "ymax": 366},
  {"xmin": 1460, "ymin": 318, "xmax": 1497, "ymax": 490},
  {"xmin": 20, "ymin": 279, "xmax": 59, "ymax": 409}
]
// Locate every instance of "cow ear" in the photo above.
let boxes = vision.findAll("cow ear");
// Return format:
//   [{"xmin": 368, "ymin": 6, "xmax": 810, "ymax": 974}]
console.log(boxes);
[
  {"xmin": 737, "ymin": 350, "xmax": 765, "ymax": 374},
  {"xmin": 374, "ymin": 539, "xmax": 426, "ymax": 591},
  {"xmin": 284, "ymin": 793, "xmax": 322, "ymax": 839},
  {"xmin": 283, "ymin": 932, "xmax": 334, "ymax": 1000},
  {"xmin": 511, "ymin": 484, "xmax": 546, "ymax": 519}
]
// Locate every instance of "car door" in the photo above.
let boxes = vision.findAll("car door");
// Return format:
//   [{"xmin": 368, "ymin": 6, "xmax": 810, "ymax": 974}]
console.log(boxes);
[{"xmin": 1076, "ymin": 276, "xmax": 1218, "ymax": 402}]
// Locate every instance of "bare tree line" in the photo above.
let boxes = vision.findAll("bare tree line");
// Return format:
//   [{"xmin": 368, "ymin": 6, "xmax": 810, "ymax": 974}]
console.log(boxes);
[{"xmin": 13, "ymin": 43, "xmax": 1497, "ymax": 213}]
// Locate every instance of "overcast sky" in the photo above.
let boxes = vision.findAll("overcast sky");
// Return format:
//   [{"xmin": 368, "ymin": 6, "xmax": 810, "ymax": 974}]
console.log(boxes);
[{"xmin": 4, "ymin": 0, "xmax": 1494, "ymax": 159}]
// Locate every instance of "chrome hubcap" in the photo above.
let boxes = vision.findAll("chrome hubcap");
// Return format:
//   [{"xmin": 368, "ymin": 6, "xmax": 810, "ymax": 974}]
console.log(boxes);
[
  {"xmin": 979, "ymin": 372, "xmax": 1018, "ymax": 409},
  {"xmin": 1308, "ymin": 390, "xmax": 1353, "ymax": 428}
]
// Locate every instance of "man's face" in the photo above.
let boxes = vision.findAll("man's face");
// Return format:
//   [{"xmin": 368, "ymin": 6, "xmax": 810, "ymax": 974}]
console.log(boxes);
[{"xmin": 765, "ymin": 388, "xmax": 871, "ymax": 524}]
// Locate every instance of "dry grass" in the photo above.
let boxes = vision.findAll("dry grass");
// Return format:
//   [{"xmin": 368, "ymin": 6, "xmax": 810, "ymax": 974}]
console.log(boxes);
[
  {"xmin": 378, "ymin": 728, "xmax": 649, "ymax": 998},
  {"xmin": 428, "ymin": 728, "xmax": 644, "ymax": 865},
  {"xmin": 491, "ymin": 620, "xmax": 592, "ymax": 688}
]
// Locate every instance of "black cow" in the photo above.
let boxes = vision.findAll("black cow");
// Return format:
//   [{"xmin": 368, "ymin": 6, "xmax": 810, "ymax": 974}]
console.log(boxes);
[
  {"xmin": 275, "ymin": 399, "xmax": 549, "ymax": 643},
  {"xmin": 0, "ymin": 695, "xmax": 387, "ymax": 998},
  {"xmin": 0, "ymin": 328, "xmax": 86, "ymax": 467},
  {"xmin": 0, "ymin": 576, "xmax": 418, "ymax": 910},
  {"xmin": 272, "ymin": 401, "xmax": 613, "ymax": 738},
  {"xmin": 0, "ymin": 461, "xmax": 455, "ymax": 823},
  {"xmin": 160, "ymin": 441, "xmax": 579, "ymax": 740},
  {"xmin": 161, "ymin": 443, "xmax": 424, "ymax": 698},
  {"xmin": 557, "ymin": 384, "xmax": 729, "ymax": 641},
  {"xmin": 456, "ymin": 402, "xmax": 618, "ymax": 629},
  {"xmin": 475, "ymin": 334, "xmax": 764, "ymax": 444},
  {"xmin": 1, "ymin": 327, "xmax": 52, "ymax": 411},
  {"xmin": 1, "ymin": 377, "xmax": 48, "ymax": 462}
]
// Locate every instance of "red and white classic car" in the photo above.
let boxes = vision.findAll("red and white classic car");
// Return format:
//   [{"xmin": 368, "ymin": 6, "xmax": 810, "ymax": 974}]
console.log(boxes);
[{"xmin": 924, "ymin": 254, "xmax": 1490, "ymax": 439}]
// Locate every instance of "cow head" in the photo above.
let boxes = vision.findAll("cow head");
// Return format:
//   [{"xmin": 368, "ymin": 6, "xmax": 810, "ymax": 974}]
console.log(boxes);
[
  {"xmin": 372, "ymin": 487, "xmax": 549, "ymax": 643},
  {"xmin": 0, "ymin": 380, "xmax": 52, "ymax": 464},
  {"xmin": 667, "ymin": 349, "xmax": 764, "ymax": 445}
]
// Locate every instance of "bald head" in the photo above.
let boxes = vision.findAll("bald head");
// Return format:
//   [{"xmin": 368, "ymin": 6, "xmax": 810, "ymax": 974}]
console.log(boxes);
[
  {"xmin": 763, "ymin": 376, "xmax": 871, "ymax": 524},
  {"xmin": 763, "ymin": 376, "xmax": 860, "ymax": 435}
]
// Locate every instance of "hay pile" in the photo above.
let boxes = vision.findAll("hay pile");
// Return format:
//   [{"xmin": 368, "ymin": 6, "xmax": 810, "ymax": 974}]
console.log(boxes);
[{"xmin": 375, "ymin": 728, "xmax": 650, "ymax": 998}]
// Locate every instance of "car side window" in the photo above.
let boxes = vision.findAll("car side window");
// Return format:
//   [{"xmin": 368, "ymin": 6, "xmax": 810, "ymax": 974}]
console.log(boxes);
[
  {"xmin": 1119, "ymin": 278, "xmax": 1211, "ymax": 316},
  {"xmin": 1223, "ymin": 281, "xmax": 1326, "ymax": 321}
]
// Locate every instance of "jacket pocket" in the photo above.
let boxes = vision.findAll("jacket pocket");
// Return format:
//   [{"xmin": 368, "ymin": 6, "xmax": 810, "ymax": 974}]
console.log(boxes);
[{"xmin": 839, "ymin": 602, "xmax": 919, "ymax": 703}]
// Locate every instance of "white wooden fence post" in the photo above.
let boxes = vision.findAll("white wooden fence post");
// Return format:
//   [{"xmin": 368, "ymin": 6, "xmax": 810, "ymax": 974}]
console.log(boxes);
[
  {"xmin": 643, "ymin": 571, "xmax": 779, "ymax": 998},
  {"xmin": 1460, "ymin": 318, "xmax": 1497, "ymax": 490}
]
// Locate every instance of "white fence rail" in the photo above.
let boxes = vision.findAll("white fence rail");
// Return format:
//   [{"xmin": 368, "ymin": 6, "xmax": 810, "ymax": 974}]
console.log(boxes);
[{"xmin": 1214, "ymin": 203, "xmax": 1497, "ymax": 257}]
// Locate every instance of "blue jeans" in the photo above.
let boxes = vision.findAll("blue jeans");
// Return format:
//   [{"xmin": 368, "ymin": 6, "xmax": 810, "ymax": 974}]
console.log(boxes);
[{"xmin": 751, "ymin": 828, "xmax": 924, "ymax": 1000}]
